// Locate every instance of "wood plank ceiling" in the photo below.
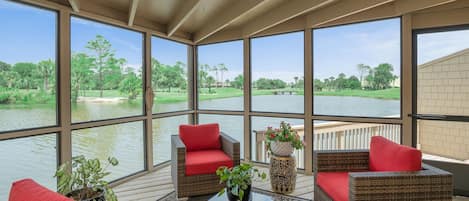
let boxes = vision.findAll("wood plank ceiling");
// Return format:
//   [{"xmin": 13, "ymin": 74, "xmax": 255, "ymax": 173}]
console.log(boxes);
[{"xmin": 45, "ymin": 0, "xmax": 460, "ymax": 44}]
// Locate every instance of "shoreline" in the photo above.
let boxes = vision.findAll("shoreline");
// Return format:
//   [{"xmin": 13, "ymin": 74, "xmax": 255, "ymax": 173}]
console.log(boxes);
[{"xmin": 0, "ymin": 88, "xmax": 400, "ymax": 106}]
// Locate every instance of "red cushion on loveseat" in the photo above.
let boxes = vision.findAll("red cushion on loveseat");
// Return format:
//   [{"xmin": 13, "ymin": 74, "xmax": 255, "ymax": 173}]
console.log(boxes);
[
  {"xmin": 9, "ymin": 179, "xmax": 72, "ymax": 201},
  {"xmin": 179, "ymin": 123, "xmax": 221, "ymax": 151},
  {"xmin": 317, "ymin": 172, "xmax": 349, "ymax": 201},
  {"xmin": 185, "ymin": 150, "xmax": 233, "ymax": 176},
  {"xmin": 369, "ymin": 136, "xmax": 422, "ymax": 171}
]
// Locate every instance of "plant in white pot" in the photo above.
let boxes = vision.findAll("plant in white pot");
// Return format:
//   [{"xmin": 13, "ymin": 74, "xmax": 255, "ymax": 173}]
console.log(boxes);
[
  {"xmin": 54, "ymin": 155, "xmax": 119, "ymax": 201},
  {"xmin": 265, "ymin": 121, "xmax": 305, "ymax": 156}
]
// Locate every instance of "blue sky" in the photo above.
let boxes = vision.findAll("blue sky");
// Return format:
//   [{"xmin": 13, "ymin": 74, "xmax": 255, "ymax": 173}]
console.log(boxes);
[
  {"xmin": 1, "ymin": 1, "xmax": 467, "ymax": 82},
  {"xmin": 417, "ymin": 29, "xmax": 469, "ymax": 64},
  {"xmin": 252, "ymin": 32, "xmax": 304, "ymax": 82},
  {"xmin": 71, "ymin": 17, "xmax": 143, "ymax": 70},
  {"xmin": 152, "ymin": 37, "xmax": 188, "ymax": 67},
  {"xmin": 198, "ymin": 40, "xmax": 243, "ymax": 81},
  {"xmin": 313, "ymin": 18, "xmax": 401, "ymax": 79},
  {"xmin": 0, "ymin": 1, "xmax": 56, "ymax": 64}
]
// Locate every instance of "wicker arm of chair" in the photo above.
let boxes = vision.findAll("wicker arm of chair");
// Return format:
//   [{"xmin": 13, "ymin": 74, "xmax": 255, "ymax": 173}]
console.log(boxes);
[
  {"xmin": 349, "ymin": 164, "xmax": 453, "ymax": 201},
  {"xmin": 171, "ymin": 135, "xmax": 186, "ymax": 192},
  {"xmin": 313, "ymin": 150, "xmax": 369, "ymax": 172},
  {"xmin": 220, "ymin": 132, "xmax": 240, "ymax": 166}
]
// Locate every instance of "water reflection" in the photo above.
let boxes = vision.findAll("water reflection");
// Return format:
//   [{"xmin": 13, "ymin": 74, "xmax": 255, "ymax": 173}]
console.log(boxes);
[
  {"xmin": 152, "ymin": 115, "xmax": 189, "ymax": 165},
  {"xmin": 0, "ymin": 134, "xmax": 57, "ymax": 201},
  {"xmin": 72, "ymin": 121, "xmax": 145, "ymax": 181},
  {"xmin": 0, "ymin": 95, "xmax": 400, "ymax": 199}
]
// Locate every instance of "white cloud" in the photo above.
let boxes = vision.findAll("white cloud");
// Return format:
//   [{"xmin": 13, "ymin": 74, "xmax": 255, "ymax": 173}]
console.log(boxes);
[
  {"xmin": 125, "ymin": 63, "xmax": 142, "ymax": 71},
  {"xmin": 71, "ymin": 17, "xmax": 109, "ymax": 29},
  {"xmin": 111, "ymin": 37, "xmax": 141, "ymax": 53}
]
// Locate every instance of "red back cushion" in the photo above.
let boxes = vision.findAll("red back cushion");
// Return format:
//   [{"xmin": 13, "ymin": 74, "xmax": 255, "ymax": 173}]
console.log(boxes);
[
  {"xmin": 179, "ymin": 123, "xmax": 221, "ymax": 151},
  {"xmin": 369, "ymin": 136, "xmax": 422, "ymax": 171},
  {"xmin": 9, "ymin": 179, "xmax": 72, "ymax": 201}
]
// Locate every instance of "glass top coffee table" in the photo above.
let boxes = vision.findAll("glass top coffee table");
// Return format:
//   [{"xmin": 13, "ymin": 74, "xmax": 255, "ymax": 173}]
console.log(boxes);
[
  {"xmin": 158, "ymin": 187, "xmax": 311, "ymax": 201},
  {"xmin": 206, "ymin": 188, "xmax": 310, "ymax": 201}
]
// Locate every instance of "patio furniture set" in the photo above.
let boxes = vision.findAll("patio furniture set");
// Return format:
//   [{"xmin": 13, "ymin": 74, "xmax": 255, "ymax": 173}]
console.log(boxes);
[
  {"xmin": 5, "ymin": 123, "xmax": 453, "ymax": 201},
  {"xmin": 170, "ymin": 123, "xmax": 454, "ymax": 201}
]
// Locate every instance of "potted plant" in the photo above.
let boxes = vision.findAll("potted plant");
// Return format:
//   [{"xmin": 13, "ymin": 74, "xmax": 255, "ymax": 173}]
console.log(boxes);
[
  {"xmin": 265, "ymin": 121, "xmax": 305, "ymax": 156},
  {"xmin": 216, "ymin": 163, "xmax": 266, "ymax": 201},
  {"xmin": 54, "ymin": 155, "xmax": 119, "ymax": 201}
]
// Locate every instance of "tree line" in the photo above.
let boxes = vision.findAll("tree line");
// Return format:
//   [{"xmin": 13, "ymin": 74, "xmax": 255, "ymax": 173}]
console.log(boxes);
[
  {"xmin": 314, "ymin": 63, "xmax": 398, "ymax": 91},
  {"xmin": 0, "ymin": 35, "xmax": 189, "ymax": 104},
  {"xmin": 0, "ymin": 59, "xmax": 56, "ymax": 104},
  {"xmin": 198, "ymin": 65, "xmax": 304, "ymax": 92},
  {"xmin": 0, "ymin": 34, "xmax": 398, "ymax": 105}
]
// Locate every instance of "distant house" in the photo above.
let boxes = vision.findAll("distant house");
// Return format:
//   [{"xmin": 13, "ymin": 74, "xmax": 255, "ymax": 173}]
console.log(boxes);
[
  {"xmin": 360, "ymin": 77, "xmax": 400, "ymax": 89},
  {"xmin": 417, "ymin": 48, "xmax": 469, "ymax": 161}
]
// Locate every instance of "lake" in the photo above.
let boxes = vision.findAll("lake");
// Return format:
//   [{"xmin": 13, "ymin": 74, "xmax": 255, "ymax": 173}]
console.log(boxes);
[{"xmin": 0, "ymin": 95, "xmax": 399, "ymax": 199}]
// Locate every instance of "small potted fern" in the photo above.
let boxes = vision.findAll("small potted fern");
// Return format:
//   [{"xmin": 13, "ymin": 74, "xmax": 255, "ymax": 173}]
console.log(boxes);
[
  {"xmin": 216, "ymin": 163, "xmax": 266, "ymax": 201},
  {"xmin": 54, "ymin": 155, "xmax": 119, "ymax": 201}
]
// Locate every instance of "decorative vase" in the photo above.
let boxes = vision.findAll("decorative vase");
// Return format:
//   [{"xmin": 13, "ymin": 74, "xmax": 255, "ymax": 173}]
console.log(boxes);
[
  {"xmin": 226, "ymin": 185, "xmax": 252, "ymax": 201},
  {"xmin": 270, "ymin": 141, "xmax": 294, "ymax": 156}
]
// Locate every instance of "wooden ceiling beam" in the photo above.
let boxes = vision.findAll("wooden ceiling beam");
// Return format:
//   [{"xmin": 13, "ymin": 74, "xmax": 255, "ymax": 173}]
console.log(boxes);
[
  {"xmin": 242, "ymin": 0, "xmax": 335, "ymax": 37},
  {"xmin": 394, "ymin": 0, "xmax": 456, "ymax": 14},
  {"xmin": 167, "ymin": 0, "xmax": 201, "ymax": 37},
  {"xmin": 193, "ymin": 0, "xmax": 267, "ymax": 43},
  {"xmin": 307, "ymin": 0, "xmax": 394, "ymax": 28},
  {"xmin": 68, "ymin": 0, "xmax": 80, "ymax": 12},
  {"xmin": 316, "ymin": 0, "xmax": 456, "ymax": 28},
  {"xmin": 128, "ymin": 0, "xmax": 140, "ymax": 26}
]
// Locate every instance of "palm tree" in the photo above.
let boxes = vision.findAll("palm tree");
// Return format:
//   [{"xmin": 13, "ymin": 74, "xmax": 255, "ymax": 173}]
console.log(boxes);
[
  {"xmin": 218, "ymin": 63, "xmax": 228, "ymax": 87},
  {"xmin": 293, "ymin": 76, "xmax": 299, "ymax": 88},
  {"xmin": 199, "ymin": 64, "xmax": 210, "ymax": 88},
  {"xmin": 206, "ymin": 76, "xmax": 215, "ymax": 93},
  {"xmin": 357, "ymin": 64, "xmax": 371, "ymax": 85},
  {"xmin": 37, "ymin": 59, "xmax": 55, "ymax": 91},
  {"xmin": 211, "ymin": 65, "xmax": 219, "ymax": 87},
  {"xmin": 328, "ymin": 76, "xmax": 335, "ymax": 91}
]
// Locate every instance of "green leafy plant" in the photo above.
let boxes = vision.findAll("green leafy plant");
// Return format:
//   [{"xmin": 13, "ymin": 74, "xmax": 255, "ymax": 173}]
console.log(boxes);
[
  {"xmin": 216, "ymin": 163, "xmax": 266, "ymax": 200},
  {"xmin": 265, "ymin": 121, "xmax": 305, "ymax": 152},
  {"xmin": 54, "ymin": 155, "xmax": 119, "ymax": 201}
]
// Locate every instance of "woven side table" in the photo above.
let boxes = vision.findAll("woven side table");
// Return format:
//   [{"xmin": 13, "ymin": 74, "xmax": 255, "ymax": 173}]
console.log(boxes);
[{"xmin": 269, "ymin": 154, "xmax": 296, "ymax": 194}]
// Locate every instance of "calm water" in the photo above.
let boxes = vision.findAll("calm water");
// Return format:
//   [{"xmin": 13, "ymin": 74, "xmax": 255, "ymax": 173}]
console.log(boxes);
[{"xmin": 0, "ymin": 95, "xmax": 399, "ymax": 199}]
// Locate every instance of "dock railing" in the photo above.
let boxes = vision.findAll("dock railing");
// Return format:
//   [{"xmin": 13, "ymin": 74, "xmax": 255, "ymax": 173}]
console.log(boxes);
[{"xmin": 253, "ymin": 121, "xmax": 401, "ymax": 169}]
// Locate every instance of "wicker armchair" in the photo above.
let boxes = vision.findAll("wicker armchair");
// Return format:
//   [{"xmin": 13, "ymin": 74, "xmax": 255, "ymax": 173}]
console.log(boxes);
[
  {"xmin": 171, "ymin": 132, "xmax": 240, "ymax": 198},
  {"xmin": 313, "ymin": 149, "xmax": 453, "ymax": 201}
]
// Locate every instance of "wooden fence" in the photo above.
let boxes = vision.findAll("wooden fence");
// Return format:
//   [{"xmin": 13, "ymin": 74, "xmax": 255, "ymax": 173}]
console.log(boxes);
[{"xmin": 253, "ymin": 122, "xmax": 401, "ymax": 169}]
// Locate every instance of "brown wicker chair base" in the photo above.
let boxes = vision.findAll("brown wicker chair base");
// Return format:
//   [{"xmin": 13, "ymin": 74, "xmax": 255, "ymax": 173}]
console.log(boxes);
[
  {"xmin": 172, "ymin": 132, "xmax": 240, "ymax": 198},
  {"xmin": 315, "ymin": 186, "xmax": 333, "ymax": 201},
  {"xmin": 175, "ymin": 173, "xmax": 226, "ymax": 197},
  {"xmin": 313, "ymin": 150, "xmax": 453, "ymax": 201}
]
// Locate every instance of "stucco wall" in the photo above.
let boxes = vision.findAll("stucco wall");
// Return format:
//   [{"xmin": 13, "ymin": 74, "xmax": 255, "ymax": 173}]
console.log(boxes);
[{"xmin": 417, "ymin": 50, "xmax": 469, "ymax": 161}]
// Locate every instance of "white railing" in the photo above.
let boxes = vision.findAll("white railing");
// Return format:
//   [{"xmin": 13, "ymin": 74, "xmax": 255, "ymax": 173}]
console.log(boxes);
[{"xmin": 254, "ymin": 122, "xmax": 401, "ymax": 169}]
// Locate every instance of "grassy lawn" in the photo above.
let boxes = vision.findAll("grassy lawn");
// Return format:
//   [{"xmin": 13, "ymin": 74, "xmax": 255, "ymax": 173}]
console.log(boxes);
[
  {"xmin": 78, "ymin": 90, "xmax": 123, "ymax": 98},
  {"xmin": 314, "ymin": 88, "xmax": 400, "ymax": 100},
  {"xmin": 198, "ymin": 87, "xmax": 306, "ymax": 101},
  {"xmin": 2, "ymin": 87, "xmax": 399, "ymax": 105}
]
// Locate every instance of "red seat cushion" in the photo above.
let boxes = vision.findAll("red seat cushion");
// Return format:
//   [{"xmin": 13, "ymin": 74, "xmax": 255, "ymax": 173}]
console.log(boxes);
[
  {"xmin": 9, "ymin": 179, "xmax": 72, "ymax": 201},
  {"xmin": 179, "ymin": 123, "xmax": 221, "ymax": 151},
  {"xmin": 369, "ymin": 136, "xmax": 422, "ymax": 172},
  {"xmin": 185, "ymin": 150, "xmax": 233, "ymax": 176},
  {"xmin": 317, "ymin": 172, "xmax": 349, "ymax": 201}
]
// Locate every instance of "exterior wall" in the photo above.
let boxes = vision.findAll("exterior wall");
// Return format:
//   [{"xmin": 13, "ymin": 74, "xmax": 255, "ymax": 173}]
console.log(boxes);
[
  {"xmin": 418, "ymin": 120, "xmax": 469, "ymax": 161},
  {"xmin": 417, "ymin": 50, "xmax": 469, "ymax": 161}
]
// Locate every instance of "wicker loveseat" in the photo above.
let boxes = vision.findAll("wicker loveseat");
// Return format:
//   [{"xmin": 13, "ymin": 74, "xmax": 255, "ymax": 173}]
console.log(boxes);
[
  {"xmin": 171, "ymin": 123, "xmax": 240, "ymax": 198},
  {"xmin": 313, "ymin": 136, "xmax": 453, "ymax": 201}
]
